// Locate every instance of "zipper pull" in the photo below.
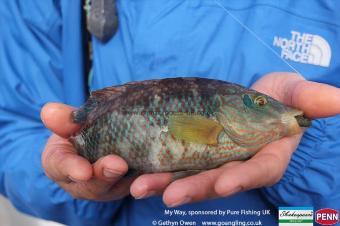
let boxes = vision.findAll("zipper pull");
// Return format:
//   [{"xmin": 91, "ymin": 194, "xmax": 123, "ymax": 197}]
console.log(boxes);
[{"xmin": 85, "ymin": 0, "xmax": 118, "ymax": 42}]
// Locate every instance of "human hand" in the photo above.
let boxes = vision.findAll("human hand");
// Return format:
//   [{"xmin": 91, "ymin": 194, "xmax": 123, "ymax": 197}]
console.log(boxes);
[
  {"xmin": 41, "ymin": 103, "xmax": 134, "ymax": 201},
  {"xmin": 129, "ymin": 72, "xmax": 340, "ymax": 207}
]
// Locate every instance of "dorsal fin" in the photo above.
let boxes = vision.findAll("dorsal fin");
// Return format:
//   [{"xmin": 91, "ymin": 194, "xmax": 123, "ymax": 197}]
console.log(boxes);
[
  {"xmin": 71, "ymin": 80, "xmax": 160, "ymax": 124},
  {"xmin": 90, "ymin": 86, "xmax": 127, "ymax": 103}
]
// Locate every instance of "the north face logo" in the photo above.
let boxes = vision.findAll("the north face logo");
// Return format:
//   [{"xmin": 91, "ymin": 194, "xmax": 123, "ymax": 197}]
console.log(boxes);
[{"xmin": 273, "ymin": 31, "xmax": 331, "ymax": 67}]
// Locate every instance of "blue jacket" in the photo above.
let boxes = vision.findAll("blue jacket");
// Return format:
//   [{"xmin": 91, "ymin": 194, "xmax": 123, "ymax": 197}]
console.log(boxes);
[{"xmin": 0, "ymin": 1, "xmax": 339, "ymax": 225}]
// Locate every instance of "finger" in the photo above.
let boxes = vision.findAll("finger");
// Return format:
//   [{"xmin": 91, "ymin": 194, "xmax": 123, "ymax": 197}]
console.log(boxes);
[
  {"xmin": 62, "ymin": 175, "xmax": 134, "ymax": 201},
  {"xmin": 215, "ymin": 134, "xmax": 301, "ymax": 197},
  {"xmin": 96, "ymin": 177, "xmax": 135, "ymax": 200},
  {"xmin": 162, "ymin": 162, "xmax": 241, "ymax": 207},
  {"xmin": 93, "ymin": 155, "xmax": 129, "ymax": 183},
  {"xmin": 162, "ymin": 169, "xmax": 222, "ymax": 207},
  {"xmin": 130, "ymin": 173, "xmax": 173, "ymax": 199},
  {"xmin": 42, "ymin": 135, "xmax": 93, "ymax": 182},
  {"xmin": 91, "ymin": 154, "xmax": 128, "ymax": 189},
  {"xmin": 41, "ymin": 102, "xmax": 81, "ymax": 138},
  {"xmin": 68, "ymin": 155, "xmax": 129, "ymax": 199},
  {"xmin": 251, "ymin": 72, "xmax": 305, "ymax": 100},
  {"xmin": 291, "ymin": 81, "xmax": 340, "ymax": 118},
  {"xmin": 251, "ymin": 72, "xmax": 340, "ymax": 118},
  {"xmin": 57, "ymin": 154, "xmax": 132, "ymax": 201}
]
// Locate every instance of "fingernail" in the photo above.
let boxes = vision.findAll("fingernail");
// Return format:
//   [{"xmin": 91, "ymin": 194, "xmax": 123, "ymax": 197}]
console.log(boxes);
[
  {"xmin": 103, "ymin": 168, "xmax": 122, "ymax": 178},
  {"xmin": 167, "ymin": 196, "xmax": 192, "ymax": 208},
  {"xmin": 135, "ymin": 190, "xmax": 157, "ymax": 199}
]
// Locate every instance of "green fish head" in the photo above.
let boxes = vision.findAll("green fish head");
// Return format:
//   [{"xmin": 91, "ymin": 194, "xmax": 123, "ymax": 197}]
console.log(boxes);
[{"xmin": 216, "ymin": 90, "xmax": 311, "ymax": 147}]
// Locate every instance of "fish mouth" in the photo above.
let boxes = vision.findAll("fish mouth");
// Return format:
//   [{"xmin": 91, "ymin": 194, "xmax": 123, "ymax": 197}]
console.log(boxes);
[
  {"xmin": 282, "ymin": 110, "xmax": 312, "ymax": 136},
  {"xmin": 294, "ymin": 114, "xmax": 312, "ymax": 127}
]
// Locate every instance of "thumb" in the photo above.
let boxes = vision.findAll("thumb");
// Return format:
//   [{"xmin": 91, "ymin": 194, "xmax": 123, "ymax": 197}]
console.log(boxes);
[
  {"xmin": 41, "ymin": 103, "xmax": 81, "ymax": 138},
  {"xmin": 251, "ymin": 72, "xmax": 340, "ymax": 119}
]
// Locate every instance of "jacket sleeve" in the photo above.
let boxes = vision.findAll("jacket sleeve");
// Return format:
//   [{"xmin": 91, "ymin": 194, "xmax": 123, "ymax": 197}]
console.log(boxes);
[
  {"xmin": 0, "ymin": 1, "xmax": 123, "ymax": 225},
  {"xmin": 262, "ymin": 115, "xmax": 340, "ymax": 209}
]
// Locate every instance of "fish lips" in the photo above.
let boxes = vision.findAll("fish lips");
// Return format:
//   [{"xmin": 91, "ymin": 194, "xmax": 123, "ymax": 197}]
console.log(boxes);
[
  {"xmin": 294, "ymin": 114, "xmax": 312, "ymax": 127},
  {"xmin": 282, "ymin": 110, "xmax": 312, "ymax": 136}
]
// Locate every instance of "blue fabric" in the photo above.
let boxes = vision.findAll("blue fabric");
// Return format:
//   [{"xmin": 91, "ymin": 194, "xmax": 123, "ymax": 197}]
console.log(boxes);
[
  {"xmin": 0, "ymin": 1, "xmax": 123, "ymax": 226},
  {"xmin": 92, "ymin": 1, "xmax": 340, "ymax": 224},
  {"xmin": 0, "ymin": 0, "xmax": 339, "ymax": 226}
]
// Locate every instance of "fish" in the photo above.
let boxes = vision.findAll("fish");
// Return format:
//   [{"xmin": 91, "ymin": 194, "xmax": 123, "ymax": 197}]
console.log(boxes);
[{"xmin": 70, "ymin": 77, "xmax": 311, "ymax": 173}]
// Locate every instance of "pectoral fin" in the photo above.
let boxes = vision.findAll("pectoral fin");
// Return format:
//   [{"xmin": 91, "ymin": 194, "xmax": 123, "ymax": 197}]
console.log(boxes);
[{"xmin": 168, "ymin": 114, "xmax": 223, "ymax": 145}]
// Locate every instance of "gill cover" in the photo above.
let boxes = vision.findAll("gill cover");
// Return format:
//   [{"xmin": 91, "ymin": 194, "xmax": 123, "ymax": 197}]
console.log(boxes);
[{"xmin": 216, "ymin": 94, "xmax": 284, "ymax": 148}]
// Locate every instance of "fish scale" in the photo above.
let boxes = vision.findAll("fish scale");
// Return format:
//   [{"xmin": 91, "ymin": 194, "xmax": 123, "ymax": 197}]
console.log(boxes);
[{"xmin": 70, "ymin": 77, "xmax": 309, "ymax": 173}]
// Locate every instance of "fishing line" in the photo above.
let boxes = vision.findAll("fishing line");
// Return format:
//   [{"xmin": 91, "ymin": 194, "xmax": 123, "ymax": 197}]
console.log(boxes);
[{"xmin": 214, "ymin": 0, "xmax": 302, "ymax": 76}]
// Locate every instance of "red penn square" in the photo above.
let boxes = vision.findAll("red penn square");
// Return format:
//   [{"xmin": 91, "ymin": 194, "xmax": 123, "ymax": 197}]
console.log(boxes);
[{"xmin": 315, "ymin": 208, "xmax": 339, "ymax": 225}]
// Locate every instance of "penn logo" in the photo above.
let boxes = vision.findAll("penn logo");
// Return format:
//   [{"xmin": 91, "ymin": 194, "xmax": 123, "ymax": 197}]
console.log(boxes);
[
  {"xmin": 273, "ymin": 30, "xmax": 331, "ymax": 67},
  {"xmin": 315, "ymin": 208, "xmax": 339, "ymax": 225}
]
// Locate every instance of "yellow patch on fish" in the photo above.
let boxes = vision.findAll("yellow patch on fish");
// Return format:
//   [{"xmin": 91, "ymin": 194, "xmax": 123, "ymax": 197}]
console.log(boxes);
[{"xmin": 168, "ymin": 113, "xmax": 224, "ymax": 145}]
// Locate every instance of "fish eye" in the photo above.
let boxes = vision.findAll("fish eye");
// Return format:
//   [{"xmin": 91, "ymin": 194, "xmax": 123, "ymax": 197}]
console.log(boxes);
[{"xmin": 253, "ymin": 96, "xmax": 267, "ymax": 106}]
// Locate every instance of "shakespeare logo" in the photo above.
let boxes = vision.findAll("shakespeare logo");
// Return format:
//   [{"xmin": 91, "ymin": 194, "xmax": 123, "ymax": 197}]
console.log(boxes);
[{"xmin": 279, "ymin": 207, "xmax": 313, "ymax": 226}]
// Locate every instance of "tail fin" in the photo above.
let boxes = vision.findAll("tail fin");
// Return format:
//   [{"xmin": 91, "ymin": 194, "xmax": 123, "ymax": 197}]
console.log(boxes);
[
  {"xmin": 72, "ymin": 85, "xmax": 126, "ymax": 124},
  {"xmin": 72, "ymin": 98, "xmax": 97, "ymax": 123}
]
